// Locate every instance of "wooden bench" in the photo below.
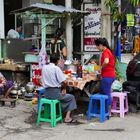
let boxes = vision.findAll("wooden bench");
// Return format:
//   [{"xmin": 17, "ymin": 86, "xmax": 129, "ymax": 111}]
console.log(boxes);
[{"xmin": 0, "ymin": 98, "xmax": 16, "ymax": 107}]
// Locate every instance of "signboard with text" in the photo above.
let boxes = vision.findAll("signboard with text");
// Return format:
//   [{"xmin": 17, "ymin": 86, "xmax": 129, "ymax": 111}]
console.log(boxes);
[{"xmin": 84, "ymin": 3, "xmax": 101, "ymax": 51}]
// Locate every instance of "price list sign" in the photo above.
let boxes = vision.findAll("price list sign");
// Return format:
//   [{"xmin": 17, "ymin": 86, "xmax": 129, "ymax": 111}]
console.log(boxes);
[{"xmin": 84, "ymin": 3, "xmax": 101, "ymax": 51}]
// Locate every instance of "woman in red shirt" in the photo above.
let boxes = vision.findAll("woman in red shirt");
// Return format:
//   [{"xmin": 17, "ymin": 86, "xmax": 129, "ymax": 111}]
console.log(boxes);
[{"xmin": 95, "ymin": 38, "xmax": 116, "ymax": 107}]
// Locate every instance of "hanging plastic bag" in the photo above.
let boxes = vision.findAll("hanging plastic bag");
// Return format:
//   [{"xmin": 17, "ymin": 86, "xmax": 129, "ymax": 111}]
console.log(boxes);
[
  {"xmin": 38, "ymin": 45, "xmax": 48, "ymax": 69},
  {"xmin": 111, "ymin": 80, "xmax": 122, "ymax": 92},
  {"xmin": 57, "ymin": 54, "xmax": 65, "ymax": 70}
]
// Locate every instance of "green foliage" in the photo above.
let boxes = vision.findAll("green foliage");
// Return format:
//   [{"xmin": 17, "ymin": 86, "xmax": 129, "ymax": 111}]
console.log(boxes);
[
  {"xmin": 104, "ymin": 0, "xmax": 140, "ymax": 21},
  {"xmin": 104, "ymin": 0, "xmax": 118, "ymax": 12},
  {"xmin": 129, "ymin": 0, "xmax": 140, "ymax": 6},
  {"xmin": 104, "ymin": 0, "xmax": 123, "ymax": 21}
]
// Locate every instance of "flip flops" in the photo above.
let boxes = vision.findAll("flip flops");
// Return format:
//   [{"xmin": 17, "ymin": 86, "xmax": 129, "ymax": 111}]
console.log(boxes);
[
  {"xmin": 64, "ymin": 119, "xmax": 76, "ymax": 123},
  {"xmin": 64, "ymin": 119, "xmax": 82, "ymax": 125}
]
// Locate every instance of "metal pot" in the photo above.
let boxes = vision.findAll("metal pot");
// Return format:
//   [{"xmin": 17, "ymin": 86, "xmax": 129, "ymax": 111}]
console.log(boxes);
[
  {"xmin": 13, "ymin": 84, "xmax": 19, "ymax": 90},
  {"xmin": 17, "ymin": 90, "xmax": 22, "ymax": 96},
  {"xmin": 26, "ymin": 82, "xmax": 35, "ymax": 93},
  {"xmin": 20, "ymin": 87, "xmax": 26, "ymax": 93},
  {"xmin": 10, "ymin": 90, "xmax": 18, "ymax": 95}
]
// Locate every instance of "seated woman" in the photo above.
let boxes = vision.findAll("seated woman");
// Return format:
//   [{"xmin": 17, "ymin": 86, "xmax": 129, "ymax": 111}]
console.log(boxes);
[{"xmin": 0, "ymin": 72, "xmax": 14, "ymax": 98}]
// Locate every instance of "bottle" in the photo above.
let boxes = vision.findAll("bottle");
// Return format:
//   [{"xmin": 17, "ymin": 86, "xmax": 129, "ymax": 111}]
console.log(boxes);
[{"xmin": 77, "ymin": 65, "xmax": 82, "ymax": 78}]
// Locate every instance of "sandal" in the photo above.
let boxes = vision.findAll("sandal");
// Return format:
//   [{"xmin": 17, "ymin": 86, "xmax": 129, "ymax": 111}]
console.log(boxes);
[
  {"xmin": 64, "ymin": 119, "xmax": 73, "ymax": 123},
  {"xmin": 64, "ymin": 119, "xmax": 76, "ymax": 123},
  {"xmin": 64, "ymin": 119, "xmax": 81, "ymax": 125}
]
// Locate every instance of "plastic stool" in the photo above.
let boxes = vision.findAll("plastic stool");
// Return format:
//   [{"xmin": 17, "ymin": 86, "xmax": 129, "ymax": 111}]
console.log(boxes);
[
  {"xmin": 36, "ymin": 87, "xmax": 46, "ymax": 112},
  {"xmin": 111, "ymin": 92, "xmax": 128, "ymax": 118},
  {"xmin": 37, "ymin": 98, "xmax": 62, "ymax": 127},
  {"xmin": 87, "ymin": 94, "xmax": 109, "ymax": 122}
]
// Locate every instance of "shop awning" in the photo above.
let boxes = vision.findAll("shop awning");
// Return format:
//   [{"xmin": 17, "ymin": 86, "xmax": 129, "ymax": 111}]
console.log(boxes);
[{"xmin": 11, "ymin": 3, "xmax": 89, "ymax": 15}]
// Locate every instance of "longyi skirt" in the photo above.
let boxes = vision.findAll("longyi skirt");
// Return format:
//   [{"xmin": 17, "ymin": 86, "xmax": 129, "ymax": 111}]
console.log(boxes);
[{"xmin": 44, "ymin": 87, "xmax": 77, "ymax": 112}]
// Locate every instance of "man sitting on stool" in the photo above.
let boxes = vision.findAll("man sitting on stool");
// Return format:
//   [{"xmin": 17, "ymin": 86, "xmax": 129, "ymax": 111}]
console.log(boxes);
[{"xmin": 41, "ymin": 53, "xmax": 77, "ymax": 123}]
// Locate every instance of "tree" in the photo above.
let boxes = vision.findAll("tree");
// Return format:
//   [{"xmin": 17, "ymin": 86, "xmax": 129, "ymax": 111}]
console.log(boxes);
[
  {"xmin": 104, "ymin": 0, "xmax": 139, "ymax": 52},
  {"xmin": 104, "ymin": 0, "xmax": 123, "ymax": 59},
  {"xmin": 105, "ymin": 0, "xmax": 140, "ymax": 19},
  {"xmin": 130, "ymin": 0, "xmax": 140, "ymax": 6},
  {"xmin": 104, "ymin": 0, "xmax": 122, "ymax": 21}
]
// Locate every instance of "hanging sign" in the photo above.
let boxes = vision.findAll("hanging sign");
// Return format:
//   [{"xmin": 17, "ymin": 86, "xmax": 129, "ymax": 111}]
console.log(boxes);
[{"xmin": 83, "ymin": 3, "xmax": 101, "ymax": 51}]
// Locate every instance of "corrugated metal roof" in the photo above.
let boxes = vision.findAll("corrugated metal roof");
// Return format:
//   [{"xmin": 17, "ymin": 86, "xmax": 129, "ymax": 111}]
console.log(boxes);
[{"xmin": 11, "ymin": 3, "xmax": 89, "ymax": 14}]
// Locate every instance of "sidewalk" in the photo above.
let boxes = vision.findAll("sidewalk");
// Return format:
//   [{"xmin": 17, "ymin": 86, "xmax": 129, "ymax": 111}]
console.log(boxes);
[{"xmin": 0, "ymin": 53, "xmax": 138, "ymax": 140}]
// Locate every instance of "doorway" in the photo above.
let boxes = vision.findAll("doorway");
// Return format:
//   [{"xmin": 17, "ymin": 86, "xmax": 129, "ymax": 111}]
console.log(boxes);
[{"xmin": 4, "ymin": 0, "xmax": 22, "ymax": 36}]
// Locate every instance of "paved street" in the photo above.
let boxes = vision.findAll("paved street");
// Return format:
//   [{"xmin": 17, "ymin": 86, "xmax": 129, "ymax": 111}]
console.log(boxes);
[
  {"xmin": 0, "ymin": 53, "xmax": 136, "ymax": 140},
  {"xmin": 0, "ymin": 100, "xmax": 140, "ymax": 140}
]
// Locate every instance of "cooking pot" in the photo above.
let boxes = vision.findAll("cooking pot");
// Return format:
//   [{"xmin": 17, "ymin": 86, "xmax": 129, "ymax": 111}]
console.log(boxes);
[
  {"xmin": 13, "ymin": 83, "xmax": 19, "ymax": 90},
  {"xmin": 26, "ymin": 82, "xmax": 35, "ymax": 93},
  {"xmin": 10, "ymin": 90, "xmax": 18, "ymax": 95},
  {"xmin": 17, "ymin": 90, "xmax": 22, "ymax": 96},
  {"xmin": 20, "ymin": 87, "xmax": 26, "ymax": 93}
]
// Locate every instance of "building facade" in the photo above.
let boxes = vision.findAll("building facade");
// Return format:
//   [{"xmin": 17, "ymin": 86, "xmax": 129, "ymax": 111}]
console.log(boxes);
[{"xmin": 1, "ymin": 0, "xmax": 112, "ymax": 61}]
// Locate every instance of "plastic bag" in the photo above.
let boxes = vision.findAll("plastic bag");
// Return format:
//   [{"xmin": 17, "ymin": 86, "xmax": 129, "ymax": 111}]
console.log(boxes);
[
  {"xmin": 38, "ymin": 45, "xmax": 48, "ymax": 69},
  {"xmin": 111, "ymin": 80, "xmax": 122, "ymax": 92}
]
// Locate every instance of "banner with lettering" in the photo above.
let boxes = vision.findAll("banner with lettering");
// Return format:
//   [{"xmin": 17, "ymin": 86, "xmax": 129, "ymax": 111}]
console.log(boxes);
[{"xmin": 84, "ymin": 3, "xmax": 101, "ymax": 51}]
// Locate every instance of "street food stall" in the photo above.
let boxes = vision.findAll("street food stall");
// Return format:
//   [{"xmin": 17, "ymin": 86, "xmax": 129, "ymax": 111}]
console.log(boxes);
[
  {"xmin": 2, "ymin": 3, "xmax": 101, "ymax": 102},
  {"xmin": 10, "ymin": 3, "xmax": 90, "ymax": 85}
]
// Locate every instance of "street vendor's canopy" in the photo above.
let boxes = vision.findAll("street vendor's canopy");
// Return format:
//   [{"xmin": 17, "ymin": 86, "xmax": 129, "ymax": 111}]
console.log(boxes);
[{"xmin": 11, "ymin": 3, "xmax": 89, "ymax": 15}]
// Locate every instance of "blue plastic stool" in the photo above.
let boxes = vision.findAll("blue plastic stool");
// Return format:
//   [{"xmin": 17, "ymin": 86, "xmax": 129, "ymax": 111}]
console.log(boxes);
[
  {"xmin": 36, "ymin": 87, "xmax": 46, "ymax": 112},
  {"xmin": 87, "ymin": 94, "xmax": 109, "ymax": 122}
]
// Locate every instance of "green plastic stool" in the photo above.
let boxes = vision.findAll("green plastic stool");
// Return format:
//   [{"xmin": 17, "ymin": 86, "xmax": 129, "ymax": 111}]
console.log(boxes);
[{"xmin": 37, "ymin": 98, "xmax": 62, "ymax": 127}]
